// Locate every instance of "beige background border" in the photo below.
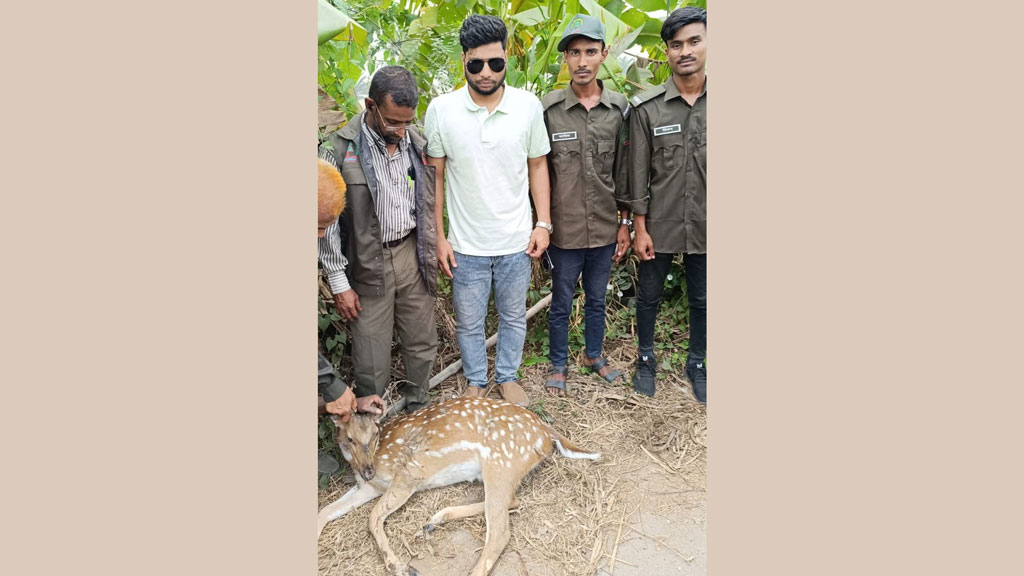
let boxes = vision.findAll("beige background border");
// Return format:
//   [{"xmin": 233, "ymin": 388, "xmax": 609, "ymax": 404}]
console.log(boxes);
[{"xmin": 4, "ymin": 1, "xmax": 1022, "ymax": 575}]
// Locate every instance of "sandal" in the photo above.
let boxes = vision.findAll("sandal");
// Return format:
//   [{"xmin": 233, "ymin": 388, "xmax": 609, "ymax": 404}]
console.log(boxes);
[
  {"xmin": 545, "ymin": 366, "xmax": 568, "ymax": 397},
  {"xmin": 581, "ymin": 354, "xmax": 624, "ymax": 383}
]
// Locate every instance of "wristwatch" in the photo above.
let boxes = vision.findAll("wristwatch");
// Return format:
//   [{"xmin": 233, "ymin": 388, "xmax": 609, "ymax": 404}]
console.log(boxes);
[
  {"xmin": 619, "ymin": 218, "xmax": 633, "ymax": 228},
  {"xmin": 535, "ymin": 221, "xmax": 554, "ymax": 233}
]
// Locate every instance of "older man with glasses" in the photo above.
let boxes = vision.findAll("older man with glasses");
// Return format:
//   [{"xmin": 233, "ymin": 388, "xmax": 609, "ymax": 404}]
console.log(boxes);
[
  {"xmin": 318, "ymin": 65, "xmax": 440, "ymax": 414},
  {"xmin": 424, "ymin": 14, "xmax": 553, "ymax": 406}
]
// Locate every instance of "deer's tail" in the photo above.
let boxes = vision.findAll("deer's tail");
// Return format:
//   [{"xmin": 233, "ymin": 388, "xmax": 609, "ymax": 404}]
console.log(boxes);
[{"xmin": 552, "ymin": 432, "xmax": 601, "ymax": 460}]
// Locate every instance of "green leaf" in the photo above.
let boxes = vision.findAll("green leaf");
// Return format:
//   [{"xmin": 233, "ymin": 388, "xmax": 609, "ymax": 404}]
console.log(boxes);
[
  {"xmin": 318, "ymin": 0, "xmax": 368, "ymax": 46},
  {"xmin": 578, "ymin": 0, "xmax": 629, "ymax": 42},
  {"xmin": 619, "ymin": 9, "xmax": 647, "ymax": 30},
  {"xmin": 510, "ymin": 7, "xmax": 548, "ymax": 26},
  {"xmin": 629, "ymin": 0, "xmax": 670, "ymax": 11},
  {"xmin": 602, "ymin": 0, "xmax": 627, "ymax": 15},
  {"xmin": 523, "ymin": 355, "xmax": 549, "ymax": 367},
  {"xmin": 318, "ymin": 316, "xmax": 330, "ymax": 331}
]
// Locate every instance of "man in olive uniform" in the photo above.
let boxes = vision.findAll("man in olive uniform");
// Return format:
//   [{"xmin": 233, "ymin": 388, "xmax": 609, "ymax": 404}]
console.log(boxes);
[
  {"xmin": 319, "ymin": 66, "xmax": 440, "ymax": 414},
  {"xmin": 541, "ymin": 14, "xmax": 632, "ymax": 396},
  {"xmin": 628, "ymin": 7, "xmax": 708, "ymax": 402}
]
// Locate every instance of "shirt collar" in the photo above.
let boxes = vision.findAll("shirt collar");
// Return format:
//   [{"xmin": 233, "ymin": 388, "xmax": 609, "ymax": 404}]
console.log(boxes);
[
  {"xmin": 663, "ymin": 75, "xmax": 707, "ymax": 102},
  {"xmin": 563, "ymin": 79, "xmax": 612, "ymax": 111},
  {"xmin": 461, "ymin": 84, "xmax": 511, "ymax": 114},
  {"xmin": 361, "ymin": 115, "xmax": 409, "ymax": 153}
]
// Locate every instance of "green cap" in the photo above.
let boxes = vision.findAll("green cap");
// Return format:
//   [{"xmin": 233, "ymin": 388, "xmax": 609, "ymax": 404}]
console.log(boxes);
[{"xmin": 557, "ymin": 14, "xmax": 606, "ymax": 52}]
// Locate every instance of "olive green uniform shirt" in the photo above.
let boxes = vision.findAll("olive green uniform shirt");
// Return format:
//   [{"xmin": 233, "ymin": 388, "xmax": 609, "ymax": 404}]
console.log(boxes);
[
  {"xmin": 628, "ymin": 77, "xmax": 707, "ymax": 254},
  {"xmin": 542, "ymin": 80, "xmax": 631, "ymax": 249}
]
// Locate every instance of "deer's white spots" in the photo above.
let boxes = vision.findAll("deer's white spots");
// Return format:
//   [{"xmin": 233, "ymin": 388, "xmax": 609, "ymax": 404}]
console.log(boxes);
[
  {"xmin": 535, "ymin": 437, "xmax": 543, "ymax": 450},
  {"xmin": 499, "ymin": 430, "xmax": 506, "ymax": 437},
  {"xmin": 454, "ymin": 422, "xmax": 462, "ymax": 428},
  {"xmin": 525, "ymin": 432, "xmax": 531, "ymax": 441},
  {"xmin": 519, "ymin": 446, "xmax": 526, "ymax": 454},
  {"xmin": 445, "ymin": 424, "xmax": 451, "ymax": 430},
  {"xmin": 438, "ymin": 433, "xmax": 445, "ymax": 438},
  {"xmin": 395, "ymin": 438, "xmax": 404, "ymax": 445},
  {"xmin": 460, "ymin": 411, "xmax": 467, "ymax": 417},
  {"xmin": 380, "ymin": 454, "xmax": 389, "ymax": 460}
]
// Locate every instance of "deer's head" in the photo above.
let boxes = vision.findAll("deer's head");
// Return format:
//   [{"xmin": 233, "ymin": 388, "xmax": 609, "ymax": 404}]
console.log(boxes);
[{"xmin": 330, "ymin": 412, "xmax": 382, "ymax": 482}]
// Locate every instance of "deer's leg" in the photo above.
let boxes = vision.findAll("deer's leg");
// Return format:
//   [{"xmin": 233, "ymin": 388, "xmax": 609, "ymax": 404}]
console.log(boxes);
[
  {"xmin": 369, "ymin": 477, "xmax": 419, "ymax": 576},
  {"xmin": 468, "ymin": 476, "xmax": 518, "ymax": 576},
  {"xmin": 317, "ymin": 482, "xmax": 382, "ymax": 538},
  {"xmin": 425, "ymin": 496, "xmax": 520, "ymax": 533}
]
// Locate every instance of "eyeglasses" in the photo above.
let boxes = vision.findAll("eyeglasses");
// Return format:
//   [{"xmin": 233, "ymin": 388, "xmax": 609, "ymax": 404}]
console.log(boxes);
[
  {"xmin": 370, "ymin": 102, "xmax": 413, "ymax": 134},
  {"xmin": 465, "ymin": 58, "xmax": 506, "ymax": 74}
]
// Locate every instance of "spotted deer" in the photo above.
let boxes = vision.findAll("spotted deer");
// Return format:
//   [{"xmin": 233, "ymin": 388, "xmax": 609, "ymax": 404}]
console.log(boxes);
[{"xmin": 317, "ymin": 396, "xmax": 600, "ymax": 576}]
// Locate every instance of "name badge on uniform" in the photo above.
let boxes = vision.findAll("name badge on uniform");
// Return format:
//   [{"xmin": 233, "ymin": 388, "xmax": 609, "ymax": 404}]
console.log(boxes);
[
  {"xmin": 551, "ymin": 131, "xmax": 578, "ymax": 142},
  {"xmin": 653, "ymin": 124, "xmax": 682, "ymax": 136}
]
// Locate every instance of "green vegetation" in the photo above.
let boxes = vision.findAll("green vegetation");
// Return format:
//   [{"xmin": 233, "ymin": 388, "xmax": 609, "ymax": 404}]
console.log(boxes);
[{"xmin": 317, "ymin": 0, "xmax": 704, "ymax": 388}]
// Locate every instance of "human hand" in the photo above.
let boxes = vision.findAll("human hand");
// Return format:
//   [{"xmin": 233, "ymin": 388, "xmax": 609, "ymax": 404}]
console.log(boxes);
[
  {"xmin": 526, "ymin": 227, "xmax": 550, "ymax": 258},
  {"xmin": 333, "ymin": 290, "xmax": 362, "ymax": 321},
  {"xmin": 633, "ymin": 231, "xmax": 655, "ymax": 261},
  {"xmin": 355, "ymin": 394, "xmax": 385, "ymax": 416},
  {"xmin": 324, "ymin": 387, "xmax": 358, "ymax": 423},
  {"xmin": 613, "ymin": 225, "xmax": 631, "ymax": 263},
  {"xmin": 438, "ymin": 237, "xmax": 457, "ymax": 278}
]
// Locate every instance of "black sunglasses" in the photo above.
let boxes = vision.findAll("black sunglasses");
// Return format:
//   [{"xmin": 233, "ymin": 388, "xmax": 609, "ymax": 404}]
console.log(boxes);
[{"xmin": 465, "ymin": 57, "xmax": 506, "ymax": 74}]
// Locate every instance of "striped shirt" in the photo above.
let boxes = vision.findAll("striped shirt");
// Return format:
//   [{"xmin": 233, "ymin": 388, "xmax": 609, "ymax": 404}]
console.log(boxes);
[
  {"xmin": 317, "ymin": 118, "xmax": 417, "ymax": 294},
  {"xmin": 361, "ymin": 121, "xmax": 417, "ymax": 243}
]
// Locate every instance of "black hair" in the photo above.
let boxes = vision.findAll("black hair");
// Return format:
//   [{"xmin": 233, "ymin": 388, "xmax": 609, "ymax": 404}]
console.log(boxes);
[
  {"xmin": 661, "ymin": 6, "xmax": 707, "ymax": 43},
  {"xmin": 459, "ymin": 14, "xmax": 507, "ymax": 52},
  {"xmin": 368, "ymin": 65, "xmax": 418, "ymax": 109}
]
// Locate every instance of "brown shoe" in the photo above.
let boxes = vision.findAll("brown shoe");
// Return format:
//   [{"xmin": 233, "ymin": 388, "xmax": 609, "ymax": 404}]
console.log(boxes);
[
  {"xmin": 499, "ymin": 381, "xmax": 529, "ymax": 406},
  {"xmin": 463, "ymin": 385, "xmax": 486, "ymax": 399}
]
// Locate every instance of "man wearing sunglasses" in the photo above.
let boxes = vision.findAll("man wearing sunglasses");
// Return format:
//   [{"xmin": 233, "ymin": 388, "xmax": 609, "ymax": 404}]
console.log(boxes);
[
  {"xmin": 319, "ymin": 66, "xmax": 440, "ymax": 414},
  {"xmin": 541, "ymin": 14, "xmax": 633, "ymax": 397},
  {"xmin": 628, "ymin": 7, "xmax": 708, "ymax": 403},
  {"xmin": 424, "ymin": 14, "xmax": 553, "ymax": 406}
]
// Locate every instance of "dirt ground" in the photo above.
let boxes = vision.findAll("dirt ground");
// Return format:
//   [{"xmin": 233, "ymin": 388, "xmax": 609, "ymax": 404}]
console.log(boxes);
[{"xmin": 317, "ymin": 343, "xmax": 707, "ymax": 576}]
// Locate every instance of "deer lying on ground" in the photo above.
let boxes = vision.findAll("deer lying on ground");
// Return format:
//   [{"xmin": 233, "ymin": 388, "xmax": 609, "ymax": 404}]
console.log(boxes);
[{"xmin": 317, "ymin": 396, "xmax": 600, "ymax": 576}]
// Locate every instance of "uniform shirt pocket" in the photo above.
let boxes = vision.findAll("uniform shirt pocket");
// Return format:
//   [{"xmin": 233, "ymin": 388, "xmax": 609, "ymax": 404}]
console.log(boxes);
[
  {"xmin": 552, "ymin": 139, "xmax": 583, "ymax": 178},
  {"xmin": 653, "ymin": 132, "xmax": 685, "ymax": 172},
  {"xmin": 596, "ymin": 139, "xmax": 615, "ymax": 176}
]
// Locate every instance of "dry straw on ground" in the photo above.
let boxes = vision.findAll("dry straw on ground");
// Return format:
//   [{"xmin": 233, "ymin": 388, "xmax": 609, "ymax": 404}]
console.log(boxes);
[{"xmin": 317, "ymin": 340, "xmax": 706, "ymax": 576}]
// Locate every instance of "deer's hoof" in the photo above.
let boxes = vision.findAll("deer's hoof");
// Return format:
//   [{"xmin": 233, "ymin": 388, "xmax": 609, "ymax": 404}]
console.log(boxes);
[{"xmin": 386, "ymin": 562, "xmax": 416, "ymax": 576}]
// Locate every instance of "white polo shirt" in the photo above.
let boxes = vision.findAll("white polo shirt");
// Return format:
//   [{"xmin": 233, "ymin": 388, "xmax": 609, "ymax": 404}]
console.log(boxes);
[{"xmin": 424, "ymin": 85, "xmax": 551, "ymax": 256}]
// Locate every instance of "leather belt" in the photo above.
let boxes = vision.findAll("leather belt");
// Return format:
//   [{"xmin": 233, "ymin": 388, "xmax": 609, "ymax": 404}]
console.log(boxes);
[{"xmin": 383, "ymin": 232, "xmax": 411, "ymax": 248}]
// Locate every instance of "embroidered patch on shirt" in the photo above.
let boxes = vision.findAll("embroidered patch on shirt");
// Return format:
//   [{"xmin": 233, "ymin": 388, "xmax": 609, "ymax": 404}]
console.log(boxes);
[
  {"xmin": 653, "ymin": 124, "xmax": 682, "ymax": 136},
  {"xmin": 551, "ymin": 131, "xmax": 578, "ymax": 142},
  {"xmin": 343, "ymin": 142, "xmax": 359, "ymax": 162}
]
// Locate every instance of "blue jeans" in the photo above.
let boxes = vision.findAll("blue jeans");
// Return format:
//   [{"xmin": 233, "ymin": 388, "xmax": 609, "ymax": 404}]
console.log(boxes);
[
  {"xmin": 547, "ymin": 243, "xmax": 616, "ymax": 370},
  {"xmin": 451, "ymin": 251, "xmax": 532, "ymax": 388}
]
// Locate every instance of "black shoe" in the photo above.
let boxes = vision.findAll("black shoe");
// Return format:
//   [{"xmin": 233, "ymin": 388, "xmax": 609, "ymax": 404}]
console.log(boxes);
[
  {"xmin": 632, "ymin": 354, "xmax": 657, "ymax": 397},
  {"xmin": 686, "ymin": 361, "xmax": 707, "ymax": 404},
  {"xmin": 318, "ymin": 452, "xmax": 340, "ymax": 476}
]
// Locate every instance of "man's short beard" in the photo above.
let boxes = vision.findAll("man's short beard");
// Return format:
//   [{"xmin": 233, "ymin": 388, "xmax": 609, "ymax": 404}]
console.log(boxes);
[{"xmin": 466, "ymin": 74, "xmax": 505, "ymax": 96}]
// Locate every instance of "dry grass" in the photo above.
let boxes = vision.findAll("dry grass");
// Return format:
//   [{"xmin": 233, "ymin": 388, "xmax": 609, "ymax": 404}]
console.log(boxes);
[{"xmin": 317, "ymin": 340, "xmax": 706, "ymax": 576}]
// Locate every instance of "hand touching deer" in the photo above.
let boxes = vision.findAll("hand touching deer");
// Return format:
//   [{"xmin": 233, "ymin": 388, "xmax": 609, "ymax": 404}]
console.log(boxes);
[{"xmin": 317, "ymin": 396, "xmax": 600, "ymax": 576}]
